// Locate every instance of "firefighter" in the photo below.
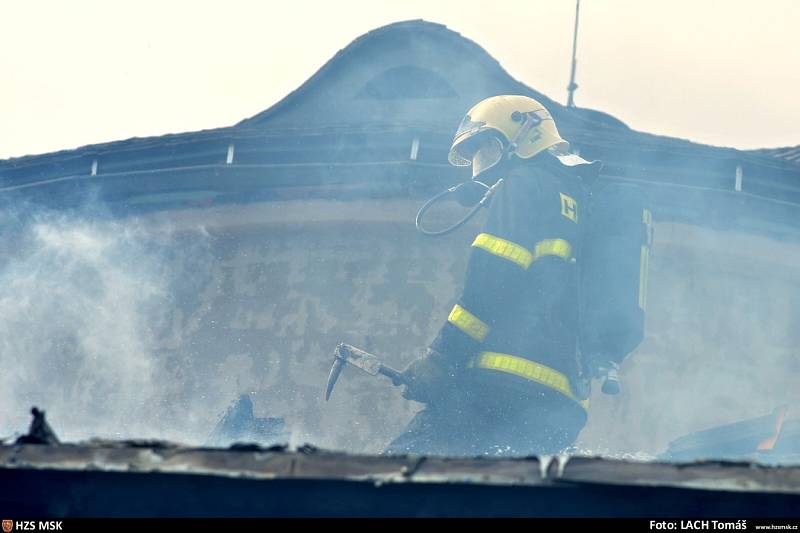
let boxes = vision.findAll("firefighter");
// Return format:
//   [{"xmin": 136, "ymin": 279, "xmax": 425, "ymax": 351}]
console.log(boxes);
[{"xmin": 385, "ymin": 95, "xmax": 602, "ymax": 457}]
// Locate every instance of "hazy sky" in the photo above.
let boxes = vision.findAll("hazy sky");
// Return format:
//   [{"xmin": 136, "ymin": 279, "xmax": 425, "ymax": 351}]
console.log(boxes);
[{"xmin": 2, "ymin": 0, "xmax": 798, "ymax": 159}]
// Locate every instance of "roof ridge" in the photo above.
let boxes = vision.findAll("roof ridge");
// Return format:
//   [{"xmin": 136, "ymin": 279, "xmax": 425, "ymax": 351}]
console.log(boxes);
[{"xmin": 234, "ymin": 19, "xmax": 514, "ymax": 128}]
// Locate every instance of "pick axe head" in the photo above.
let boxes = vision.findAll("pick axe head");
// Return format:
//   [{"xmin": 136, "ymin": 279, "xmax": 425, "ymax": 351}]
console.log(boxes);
[
  {"xmin": 324, "ymin": 349, "xmax": 346, "ymax": 402},
  {"xmin": 324, "ymin": 343, "xmax": 384, "ymax": 401}
]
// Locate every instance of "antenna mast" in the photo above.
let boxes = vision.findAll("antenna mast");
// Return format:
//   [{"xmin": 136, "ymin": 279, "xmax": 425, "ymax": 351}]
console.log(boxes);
[{"xmin": 566, "ymin": 0, "xmax": 581, "ymax": 107}]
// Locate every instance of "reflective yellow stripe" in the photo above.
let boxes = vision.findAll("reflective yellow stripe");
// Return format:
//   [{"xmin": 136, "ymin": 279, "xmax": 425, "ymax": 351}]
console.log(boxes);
[
  {"xmin": 643, "ymin": 208, "xmax": 654, "ymax": 247},
  {"xmin": 473, "ymin": 234, "xmax": 573, "ymax": 269},
  {"xmin": 533, "ymin": 239, "xmax": 572, "ymax": 261},
  {"xmin": 468, "ymin": 352, "xmax": 589, "ymax": 412},
  {"xmin": 448, "ymin": 304, "xmax": 489, "ymax": 342},
  {"xmin": 472, "ymin": 233, "xmax": 533, "ymax": 269},
  {"xmin": 639, "ymin": 244, "xmax": 650, "ymax": 311},
  {"xmin": 640, "ymin": 208, "xmax": 653, "ymax": 310}
]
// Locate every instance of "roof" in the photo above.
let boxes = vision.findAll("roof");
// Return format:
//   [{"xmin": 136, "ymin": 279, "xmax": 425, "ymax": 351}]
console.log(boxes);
[
  {"xmin": 235, "ymin": 19, "xmax": 566, "ymax": 130},
  {"xmin": 0, "ymin": 20, "xmax": 798, "ymax": 225},
  {"xmin": 761, "ymin": 145, "xmax": 800, "ymax": 164},
  {"xmin": 2, "ymin": 441, "xmax": 800, "ymax": 516}
]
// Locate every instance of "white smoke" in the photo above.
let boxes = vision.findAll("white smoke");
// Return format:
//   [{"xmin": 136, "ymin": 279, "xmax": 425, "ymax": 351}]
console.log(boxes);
[{"xmin": 0, "ymin": 206, "xmax": 213, "ymax": 443}]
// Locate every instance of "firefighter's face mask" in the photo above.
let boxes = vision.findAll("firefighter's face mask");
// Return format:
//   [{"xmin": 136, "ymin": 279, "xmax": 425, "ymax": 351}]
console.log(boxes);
[{"xmin": 471, "ymin": 136, "xmax": 505, "ymax": 178}]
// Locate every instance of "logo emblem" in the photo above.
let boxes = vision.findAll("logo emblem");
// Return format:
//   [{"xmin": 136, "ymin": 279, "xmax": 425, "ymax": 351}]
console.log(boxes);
[
  {"xmin": 560, "ymin": 192, "xmax": 578, "ymax": 223},
  {"xmin": 2, "ymin": 519, "xmax": 12, "ymax": 533}
]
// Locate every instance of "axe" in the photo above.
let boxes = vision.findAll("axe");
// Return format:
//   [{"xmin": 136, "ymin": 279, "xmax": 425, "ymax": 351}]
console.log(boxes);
[{"xmin": 324, "ymin": 343, "xmax": 408, "ymax": 401}]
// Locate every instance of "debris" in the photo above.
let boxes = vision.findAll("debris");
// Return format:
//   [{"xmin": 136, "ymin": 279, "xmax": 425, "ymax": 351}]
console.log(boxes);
[
  {"xmin": 205, "ymin": 395, "xmax": 289, "ymax": 448},
  {"xmin": 661, "ymin": 406, "xmax": 790, "ymax": 461},
  {"xmin": 15, "ymin": 407, "xmax": 60, "ymax": 445}
]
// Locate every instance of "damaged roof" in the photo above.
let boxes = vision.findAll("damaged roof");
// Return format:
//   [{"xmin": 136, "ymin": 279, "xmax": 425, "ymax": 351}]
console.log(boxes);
[{"xmin": 1, "ymin": 441, "xmax": 800, "ymax": 517}]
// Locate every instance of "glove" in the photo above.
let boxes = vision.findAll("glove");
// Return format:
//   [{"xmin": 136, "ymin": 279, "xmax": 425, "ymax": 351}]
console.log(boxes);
[
  {"xmin": 393, "ymin": 348, "xmax": 459, "ymax": 404},
  {"xmin": 585, "ymin": 354, "xmax": 621, "ymax": 395},
  {"xmin": 584, "ymin": 351, "xmax": 607, "ymax": 379}
]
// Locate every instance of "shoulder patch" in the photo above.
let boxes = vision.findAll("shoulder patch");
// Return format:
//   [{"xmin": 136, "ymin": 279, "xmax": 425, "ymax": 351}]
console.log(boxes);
[{"xmin": 560, "ymin": 192, "xmax": 578, "ymax": 223}]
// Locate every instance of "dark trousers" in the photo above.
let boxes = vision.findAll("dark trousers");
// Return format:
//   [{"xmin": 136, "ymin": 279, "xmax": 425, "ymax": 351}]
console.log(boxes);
[{"xmin": 383, "ymin": 395, "xmax": 585, "ymax": 457}]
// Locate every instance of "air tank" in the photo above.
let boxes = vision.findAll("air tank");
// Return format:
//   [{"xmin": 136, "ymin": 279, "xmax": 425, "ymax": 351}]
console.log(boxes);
[{"xmin": 580, "ymin": 181, "xmax": 653, "ymax": 366}]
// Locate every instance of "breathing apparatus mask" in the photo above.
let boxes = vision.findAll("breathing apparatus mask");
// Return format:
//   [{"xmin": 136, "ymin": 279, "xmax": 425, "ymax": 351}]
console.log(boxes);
[
  {"xmin": 415, "ymin": 108, "xmax": 547, "ymax": 237},
  {"xmin": 416, "ymin": 95, "xmax": 600, "ymax": 236}
]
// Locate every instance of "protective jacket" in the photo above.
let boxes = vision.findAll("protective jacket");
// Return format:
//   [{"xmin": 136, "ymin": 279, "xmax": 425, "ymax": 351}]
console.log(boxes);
[{"xmin": 386, "ymin": 155, "xmax": 592, "ymax": 456}]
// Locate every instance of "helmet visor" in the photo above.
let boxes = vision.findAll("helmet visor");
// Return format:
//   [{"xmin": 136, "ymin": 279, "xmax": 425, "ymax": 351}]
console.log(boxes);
[
  {"xmin": 449, "ymin": 115, "xmax": 489, "ymax": 166},
  {"xmin": 453, "ymin": 115, "xmax": 485, "ymax": 144},
  {"xmin": 472, "ymin": 136, "xmax": 504, "ymax": 178}
]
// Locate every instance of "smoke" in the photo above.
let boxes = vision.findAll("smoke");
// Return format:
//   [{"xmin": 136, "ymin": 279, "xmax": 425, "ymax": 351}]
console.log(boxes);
[
  {"xmin": 576, "ymin": 217, "xmax": 800, "ymax": 460},
  {"xmin": 0, "ymin": 195, "xmax": 797, "ymax": 462},
  {"xmin": 0, "ymin": 202, "xmax": 218, "ymax": 443}
]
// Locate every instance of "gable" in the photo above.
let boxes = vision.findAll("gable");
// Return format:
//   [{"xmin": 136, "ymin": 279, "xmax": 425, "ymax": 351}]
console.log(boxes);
[
  {"xmin": 357, "ymin": 65, "xmax": 458, "ymax": 100},
  {"xmin": 236, "ymin": 20, "xmax": 550, "ymax": 132}
]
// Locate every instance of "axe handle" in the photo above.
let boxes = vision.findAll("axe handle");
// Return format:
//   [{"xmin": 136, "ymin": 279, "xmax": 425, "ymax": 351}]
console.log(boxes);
[
  {"xmin": 338, "ymin": 343, "xmax": 408, "ymax": 386},
  {"xmin": 378, "ymin": 365, "xmax": 407, "ymax": 386}
]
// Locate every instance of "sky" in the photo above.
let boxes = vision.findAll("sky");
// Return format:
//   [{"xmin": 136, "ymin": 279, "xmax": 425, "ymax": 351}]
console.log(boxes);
[{"xmin": 2, "ymin": 0, "xmax": 798, "ymax": 159}]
